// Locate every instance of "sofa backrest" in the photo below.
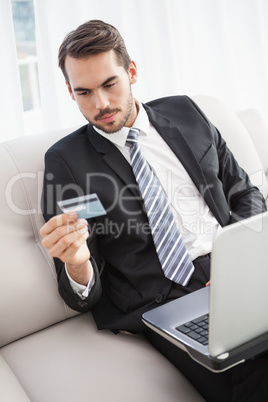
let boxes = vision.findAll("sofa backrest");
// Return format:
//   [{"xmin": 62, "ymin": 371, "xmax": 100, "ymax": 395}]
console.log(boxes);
[
  {"xmin": 0, "ymin": 128, "xmax": 79, "ymax": 347},
  {"xmin": 236, "ymin": 108, "xmax": 268, "ymax": 178},
  {"xmin": 192, "ymin": 95, "xmax": 268, "ymax": 200}
]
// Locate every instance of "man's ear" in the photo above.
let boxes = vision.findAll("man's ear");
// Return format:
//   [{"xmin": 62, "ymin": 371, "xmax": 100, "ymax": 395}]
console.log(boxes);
[
  {"xmin": 129, "ymin": 60, "xmax": 138, "ymax": 85},
  {"xmin": 66, "ymin": 81, "xmax": 75, "ymax": 100}
]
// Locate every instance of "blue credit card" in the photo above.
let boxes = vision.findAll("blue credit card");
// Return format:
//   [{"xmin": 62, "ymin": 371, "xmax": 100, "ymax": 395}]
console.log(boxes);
[{"xmin": 57, "ymin": 193, "xmax": 106, "ymax": 219}]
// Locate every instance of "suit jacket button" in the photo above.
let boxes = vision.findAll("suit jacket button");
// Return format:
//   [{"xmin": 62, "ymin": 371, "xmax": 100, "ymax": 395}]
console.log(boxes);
[
  {"xmin": 78, "ymin": 301, "xmax": 88, "ymax": 308},
  {"xmin": 155, "ymin": 294, "xmax": 163, "ymax": 303}
]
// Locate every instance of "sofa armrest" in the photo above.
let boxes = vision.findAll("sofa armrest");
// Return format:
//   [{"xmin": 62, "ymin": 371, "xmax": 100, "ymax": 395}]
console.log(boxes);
[{"xmin": 0, "ymin": 355, "xmax": 30, "ymax": 402}]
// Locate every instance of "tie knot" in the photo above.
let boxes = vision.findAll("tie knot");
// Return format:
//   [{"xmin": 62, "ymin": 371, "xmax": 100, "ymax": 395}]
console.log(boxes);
[{"xmin": 126, "ymin": 128, "xmax": 139, "ymax": 147}]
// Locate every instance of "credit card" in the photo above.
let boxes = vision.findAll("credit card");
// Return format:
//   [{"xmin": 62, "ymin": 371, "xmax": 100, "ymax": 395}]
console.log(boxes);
[{"xmin": 57, "ymin": 193, "xmax": 106, "ymax": 219}]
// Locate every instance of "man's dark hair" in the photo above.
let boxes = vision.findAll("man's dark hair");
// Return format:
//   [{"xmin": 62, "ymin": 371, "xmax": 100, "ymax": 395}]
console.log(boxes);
[{"xmin": 58, "ymin": 19, "xmax": 131, "ymax": 83}]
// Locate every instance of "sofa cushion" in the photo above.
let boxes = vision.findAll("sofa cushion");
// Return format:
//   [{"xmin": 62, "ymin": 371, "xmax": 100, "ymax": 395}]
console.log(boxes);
[{"xmin": 1, "ymin": 313, "xmax": 204, "ymax": 402}]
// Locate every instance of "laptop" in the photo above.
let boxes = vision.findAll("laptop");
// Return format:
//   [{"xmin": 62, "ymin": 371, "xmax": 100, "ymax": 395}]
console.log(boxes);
[{"xmin": 142, "ymin": 211, "xmax": 268, "ymax": 372}]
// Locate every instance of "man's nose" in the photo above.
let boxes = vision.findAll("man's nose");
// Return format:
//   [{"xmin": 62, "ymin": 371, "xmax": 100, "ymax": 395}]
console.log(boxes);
[{"xmin": 95, "ymin": 90, "xmax": 110, "ymax": 110}]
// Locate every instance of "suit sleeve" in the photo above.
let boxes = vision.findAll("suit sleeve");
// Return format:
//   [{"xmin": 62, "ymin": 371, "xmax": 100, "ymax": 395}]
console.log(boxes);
[
  {"xmin": 208, "ymin": 116, "xmax": 267, "ymax": 223},
  {"xmin": 187, "ymin": 97, "xmax": 267, "ymax": 224},
  {"xmin": 56, "ymin": 256, "xmax": 102, "ymax": 313},
  {"xmin": 42, "ymin": 149, "xmax": 102, "ymax": 313}
]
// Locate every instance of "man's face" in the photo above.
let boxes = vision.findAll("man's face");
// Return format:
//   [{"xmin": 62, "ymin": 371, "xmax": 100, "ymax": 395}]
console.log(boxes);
[{"xmin": 65, "ymin": 50, "xmax": 138, "ymax": 133}]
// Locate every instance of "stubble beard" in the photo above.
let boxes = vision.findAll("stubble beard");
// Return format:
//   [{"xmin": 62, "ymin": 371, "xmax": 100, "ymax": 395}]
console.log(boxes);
[{"xmin": 82, "ymin": 87, "xmax": 134, "ymax": 134}]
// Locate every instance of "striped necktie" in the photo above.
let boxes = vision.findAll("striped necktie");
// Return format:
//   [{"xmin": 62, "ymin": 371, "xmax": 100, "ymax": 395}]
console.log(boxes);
[{"xmin": 126, "ymin": 128, "xmax": 195, "ymax": 286}]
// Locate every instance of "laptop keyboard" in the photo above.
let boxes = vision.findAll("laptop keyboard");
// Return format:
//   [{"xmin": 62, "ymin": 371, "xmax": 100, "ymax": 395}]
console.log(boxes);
[{"xmin": 176, "ymin": 314, "xmax": 209, "ymax": 345}]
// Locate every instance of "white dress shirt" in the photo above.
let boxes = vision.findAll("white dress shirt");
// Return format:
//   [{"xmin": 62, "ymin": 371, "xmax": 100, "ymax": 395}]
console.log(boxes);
[{"xmin": 67, "ymin": 101, "xmax": 221, "ymax": 298}]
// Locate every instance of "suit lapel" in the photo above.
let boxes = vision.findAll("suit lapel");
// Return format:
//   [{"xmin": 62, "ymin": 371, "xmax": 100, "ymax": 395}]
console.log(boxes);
[
  {"xmin": 86, "ymin": 125, "xmax": 142, "ymax": 201},
  {"xmin": 144, "ymin": 104, "xmax": 223, "ymax": 224},
  {"xmin": 144, "ymin": 104, "xmax": 206, "ymax": 188}
]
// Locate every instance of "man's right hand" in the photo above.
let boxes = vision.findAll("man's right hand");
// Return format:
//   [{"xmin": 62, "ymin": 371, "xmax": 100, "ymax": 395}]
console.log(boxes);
[{"xmin": 40, "ymin": 212, "xmax": 92, "ymax": 285}]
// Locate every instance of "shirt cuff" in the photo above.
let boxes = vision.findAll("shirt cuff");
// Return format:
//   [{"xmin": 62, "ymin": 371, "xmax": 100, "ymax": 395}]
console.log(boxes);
[{"xmin": 65, "ymin": 261, "xmax": 95, "ymax": 299}]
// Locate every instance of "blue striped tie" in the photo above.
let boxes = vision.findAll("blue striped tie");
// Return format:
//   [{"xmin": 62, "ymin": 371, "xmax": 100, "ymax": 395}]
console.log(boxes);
[{"xmin": 126, "ymin": 128, "xmax": 195, "ymax": 286}]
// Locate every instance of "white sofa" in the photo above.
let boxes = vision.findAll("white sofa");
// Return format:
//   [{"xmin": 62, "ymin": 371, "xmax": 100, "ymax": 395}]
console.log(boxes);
[{"xmin": 1, "ymin": 96, "xmax": 267, "ymax": 402}]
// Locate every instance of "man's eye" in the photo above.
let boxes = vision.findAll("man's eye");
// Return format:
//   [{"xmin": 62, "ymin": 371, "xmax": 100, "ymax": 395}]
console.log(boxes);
[
  {"xmin": 78, "ymin": 91, "xmax": 89, "ymax": 96},
  {"xmin": 105, "ymin": 82, "xmax": 115, "ymax": 89}
]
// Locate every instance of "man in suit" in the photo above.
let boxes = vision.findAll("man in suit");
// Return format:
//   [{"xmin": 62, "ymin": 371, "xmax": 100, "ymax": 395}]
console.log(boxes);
[{"xmin": 40, "ymin": 20, "xmax": 268, "ymax": 401}]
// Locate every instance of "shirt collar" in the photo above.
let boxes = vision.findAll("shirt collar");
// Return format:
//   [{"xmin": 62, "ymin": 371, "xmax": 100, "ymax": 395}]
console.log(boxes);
[{"xmin": 93, "ymin": 101, "xmax": 150, "ymax": 148}]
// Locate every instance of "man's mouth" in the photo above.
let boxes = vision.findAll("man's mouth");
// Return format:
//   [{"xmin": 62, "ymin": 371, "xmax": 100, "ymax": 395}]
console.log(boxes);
[
  {"xmin": 97, "ymin": 111, "xmax": 118, "ymax": 123},
  {"xmin": 95, "ymin": 108, "xmax": 121, "ymax": 124}
]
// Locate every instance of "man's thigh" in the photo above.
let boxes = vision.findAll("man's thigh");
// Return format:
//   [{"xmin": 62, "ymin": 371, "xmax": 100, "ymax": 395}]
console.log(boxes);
[
  {"xmin": 232, "ymin": 351, "xmax": 268, "ymax": 401},
  {"xmin": 145, "ymin": 329, "xmax": 268, "ymax": 402},
  {"xmin": 144, "ymin": 328, "xmax": 232, "ymax": 402}
]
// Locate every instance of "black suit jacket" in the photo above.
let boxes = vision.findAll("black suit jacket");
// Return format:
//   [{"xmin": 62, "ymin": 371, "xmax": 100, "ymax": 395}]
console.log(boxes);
[{"xmin": 42, "ymin": 96, "xmax": 266, "ymax": 331}]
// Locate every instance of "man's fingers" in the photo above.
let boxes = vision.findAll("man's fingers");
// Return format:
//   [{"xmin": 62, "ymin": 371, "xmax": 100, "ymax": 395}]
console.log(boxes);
[
  {"xmin": 40, "ymin": 212, "xmax": 90, "ymax": 266},
  {"xmin": 48, "ymin": 222, "xmax": 88, "ymax": 257},
  {"xmin": 41, "ymin": 214, "xmax": 88, "ymax": 251},
  {"xmin": 40, "ymin": 212, "xmax": 78, "ymax": 237},
  {"xmin": 58, "ymin": 231, "xmax": 90, "ymax": 263}
]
